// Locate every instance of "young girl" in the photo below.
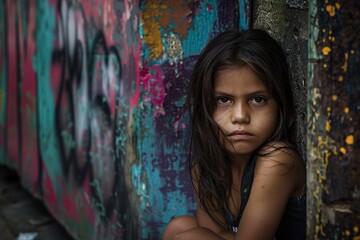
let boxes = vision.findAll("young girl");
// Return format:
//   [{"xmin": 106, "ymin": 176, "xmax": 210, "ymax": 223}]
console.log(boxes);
[{"xmin": 162, "ymin": 29, "xmax": 306, "ymax": 240}]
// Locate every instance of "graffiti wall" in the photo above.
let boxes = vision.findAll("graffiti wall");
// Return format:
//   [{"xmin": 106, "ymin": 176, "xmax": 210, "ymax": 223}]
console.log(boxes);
[{"xmin": 0, "ymin": 0, "xmax": 247, "ymax": 239}]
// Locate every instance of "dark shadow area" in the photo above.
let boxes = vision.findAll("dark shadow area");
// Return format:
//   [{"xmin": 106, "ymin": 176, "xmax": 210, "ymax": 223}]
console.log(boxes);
[{"xmin": 0, "ymin": 165, "xmax": 75, "ymax": 240}]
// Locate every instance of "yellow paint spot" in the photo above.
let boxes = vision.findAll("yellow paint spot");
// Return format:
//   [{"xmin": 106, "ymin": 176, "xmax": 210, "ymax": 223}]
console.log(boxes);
[
  {"xmin": 335, "ymin": 2, "xmax": 341, "ymax": 9},
  {"xmin": 338, "ymin": 75, "xmax": 344, "ymax": 82},
  {"xmin": 345, "ymin": 135, "xmax": 354, "ymax": 145},
  {"xmin": 345, "ymin": 230, "xmax": 351, "ymax": 236},
  {"xmin": 351, "ymin": 49, "xmax": 355, "ymax": 54},
  {"xmin": 344, "ymin": 107, "xmax": 349, "ymax": 113},
  {"xmin": 341, "ymin": 53, "xmax": 348, "ymax": 72},
  {"xmin": 326, "ymin": 5, "xmax": 335, "ymax": 17},
  {"xmin": 323, "ymin": 63, "xmax": 328, "ymax": 68},
  {"xmin": 329, "ymin": 36, "xmax": 335, "ymax": 42},
  {"xmin": 332, "ymin": 95, "xmax": 338, "ymax": 101},
  {"xmin": 354, "ymin": 226, "xmax": 359, "ymax": 233},
  {"xmin": 325, "ymin": 120, "xmax": 331, "ymax": 132},
  {"xmin": 322, "ymin": 46, "xmax": 331, "ymax": 55},
  {"xmin": 339, "ymin": 147, "xmax": 346, "ymax": 154},
  {"xmin": 327, "ymin": 107, "xmax": 331, "ymax": 112},
  {"xmin": 318, "ymin": 136, "xmax": 322, "ymax": 142}
]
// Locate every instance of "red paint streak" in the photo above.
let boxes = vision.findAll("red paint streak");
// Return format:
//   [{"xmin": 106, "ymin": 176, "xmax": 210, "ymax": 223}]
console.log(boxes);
[
  {"xmin": 43, "ymin": 169, "xmax": 59, "ymax": 208},
  {"xmin": 19, "ymin": 0, "xmax": 40, "ymax": 194},
  {"xmin": 6, "ymin": 0, "xmax": 20, "ymax": 168},
  {"xmin": 130, "ymin": 42, "xmax": 141, "ymax": 111},
  {"xmin": 140, "ymin": 64, "xmax": 165, "ymax": 115},
  {"xmin": 61, "ymin": 179, "xmax": 81, "ymax": 222}
]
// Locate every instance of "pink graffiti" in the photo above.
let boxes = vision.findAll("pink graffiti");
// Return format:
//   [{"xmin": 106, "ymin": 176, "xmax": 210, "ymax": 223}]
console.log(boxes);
[{"xmin": 140, "ymin": 64, "xmax": 166, "ymax": 117}]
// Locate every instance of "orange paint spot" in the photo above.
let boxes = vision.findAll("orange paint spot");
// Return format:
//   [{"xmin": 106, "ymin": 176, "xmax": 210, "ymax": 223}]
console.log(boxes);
[
  {"xmin": 326, "ymin": 5, "xmax": 336, "ymax": 16},
  {"xmin": 332, "ymin": 95, "xmax": 338, "ymax": 101},
  {"xmin": 338, "ymin": 75, "xmax": 344, "ymax": 82},
  {"xmin": 345, "ymin": 230, "xmax": 351, "ymax": 236},
  {"xmin": 335, "ymin": 2, "xmax": 341, "ymax": 9},
  {"xmin": 344, "ymin": 107, "xmax": 349, "ymax": 114},
  {"xmin": 354, "ymin": 226, "xmax": 359, "ymax": 233},
  {"xmin": 345, "ymin": 135, "xmax": 354, "ymax": 145},
  {"xmin": 322, "ymin": 46, "xmax": 331, "ymax": 55},
  {"xmin": 339, "ymin": 147, "xmax": 346, "ymax": 154}
]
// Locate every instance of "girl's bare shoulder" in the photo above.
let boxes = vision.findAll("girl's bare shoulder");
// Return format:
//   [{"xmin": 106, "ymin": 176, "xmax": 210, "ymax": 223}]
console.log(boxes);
[{"xmin": 255, "ymin": 141, "xmax": 304, "ymax": 175}]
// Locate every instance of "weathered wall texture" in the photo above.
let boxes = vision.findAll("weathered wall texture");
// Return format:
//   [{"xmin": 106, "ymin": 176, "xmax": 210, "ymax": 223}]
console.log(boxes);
[
  {"xmin": 253, "ymin": 0, "xmax": 308, "ymax": 158},
  {"xmin": 308, "ymin": 0, "xmax": 360, "ymax": 239},
  {"xmin": 0, "ymin": 0, "xmax": 248, "ymax": 239}
]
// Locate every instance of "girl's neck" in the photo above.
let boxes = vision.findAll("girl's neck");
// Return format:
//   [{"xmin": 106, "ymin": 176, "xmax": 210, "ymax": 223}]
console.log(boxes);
[{"xmin": 227, "ymin": 152, "xmax": 253, "ymax": 175}]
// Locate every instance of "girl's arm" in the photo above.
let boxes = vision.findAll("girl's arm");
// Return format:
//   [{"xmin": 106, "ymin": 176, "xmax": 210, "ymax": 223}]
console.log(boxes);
[
  {"xmin": 175, "ymin": 142, "xmax": 305, "ymax": 240},
  {"xmin": 234, "ymin": 142, "xmax": 305, "ymax": 240},
  {"xmin": 172, "ymin": 199, "xmax": 234, "ymax": 240},
  {"xmin": 171, "ymin": 165, "xmax": 235, "ymax": 240}
]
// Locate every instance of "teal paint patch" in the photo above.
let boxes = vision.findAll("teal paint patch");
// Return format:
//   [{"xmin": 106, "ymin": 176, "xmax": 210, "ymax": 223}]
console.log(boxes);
[
  {"xmin": 131, "ymin": 105, "xmax": 165, "ymax": 238},
  {"xmin": 0, "ymin": 0, "xmax": 7, "ymax": 164},
  {"xmin": 239, "ymin": 0, "xmax": 250, "ymax": 30},
  {"xmin": 32, "ymin": 0, "xmax": 62, "ymax": 188},
  {"xmin": 182, "ymin": 0, "xmax": 218, "ymax": 58},
  {"xmin": 132, "ymin": 103, "xmax": 195, "ymax": 237}
]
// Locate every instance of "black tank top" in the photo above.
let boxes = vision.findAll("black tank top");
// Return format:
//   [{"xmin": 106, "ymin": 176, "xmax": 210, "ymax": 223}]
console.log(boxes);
[{"xmin": 222, "ymin": 153, "xmax": 306, "ymax": 239}]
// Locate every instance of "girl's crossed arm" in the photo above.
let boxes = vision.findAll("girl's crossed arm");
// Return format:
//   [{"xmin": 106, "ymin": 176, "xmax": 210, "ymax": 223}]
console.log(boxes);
[{"xmin": 170, "ymin": 144, "xmax": 304, "ymax": 240}]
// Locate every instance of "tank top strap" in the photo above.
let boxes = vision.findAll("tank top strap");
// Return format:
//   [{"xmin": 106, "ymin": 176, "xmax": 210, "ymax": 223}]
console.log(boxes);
[{"xmin": 223, "ymin": 152, "xmax": 257, "ymax": 232}]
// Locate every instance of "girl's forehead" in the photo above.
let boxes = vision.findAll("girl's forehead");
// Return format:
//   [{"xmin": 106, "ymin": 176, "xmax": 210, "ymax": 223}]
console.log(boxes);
[{"xmin": 214, "ymin": 66, "xmax": 269, "ymax": 91}]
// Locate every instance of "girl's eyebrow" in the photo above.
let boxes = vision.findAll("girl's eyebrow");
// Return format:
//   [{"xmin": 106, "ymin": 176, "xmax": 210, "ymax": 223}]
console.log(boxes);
[{"xmin": 214, "ymin": 89, "xmax": 270, "ymax": 96}]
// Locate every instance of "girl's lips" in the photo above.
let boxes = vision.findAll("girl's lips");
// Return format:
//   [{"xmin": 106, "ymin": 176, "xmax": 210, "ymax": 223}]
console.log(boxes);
[{"xmin": 228, "ymin": 130, "xmax": 254, "ymax": 140}]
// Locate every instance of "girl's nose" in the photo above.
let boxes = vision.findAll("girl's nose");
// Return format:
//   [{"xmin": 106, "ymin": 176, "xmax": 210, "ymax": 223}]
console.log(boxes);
[{"xmin": 231, "ymin": 102, "xmax": 250, "ymax": 124}]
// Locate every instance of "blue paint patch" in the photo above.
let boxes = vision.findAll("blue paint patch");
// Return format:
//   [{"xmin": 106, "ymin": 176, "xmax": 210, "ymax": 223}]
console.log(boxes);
[
  {"xmin": 239, "ymin": 0, "xmax": 250, "ymax": 30},
  {"xmin": 32, "ymin": 1, "xmax": 62, "ymax": 187},
  {"xmin": 182, "ymin": 0, "xmax": 218, "ymax": 58}
]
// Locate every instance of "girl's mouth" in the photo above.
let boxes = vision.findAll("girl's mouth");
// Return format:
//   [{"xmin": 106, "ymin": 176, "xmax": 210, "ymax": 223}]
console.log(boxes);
[{"xmin": 228, "ymin": 130, "xmax": 254, "ymax": 140}]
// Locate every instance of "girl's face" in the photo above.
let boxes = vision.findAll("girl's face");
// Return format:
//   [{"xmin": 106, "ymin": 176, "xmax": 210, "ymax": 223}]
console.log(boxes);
[{"xmin": 212, "ymin": 65, "xmax": 278, "ymax": 157}]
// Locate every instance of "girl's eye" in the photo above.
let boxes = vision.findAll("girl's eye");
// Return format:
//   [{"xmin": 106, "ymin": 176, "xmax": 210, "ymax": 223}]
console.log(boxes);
[
  {"xmin": 250, "ymin": 96, "xmax": 266, "ymax": 104},
  {"xmin": 216, "ymin": 96, "xmax": 231, "ymax": 104}
]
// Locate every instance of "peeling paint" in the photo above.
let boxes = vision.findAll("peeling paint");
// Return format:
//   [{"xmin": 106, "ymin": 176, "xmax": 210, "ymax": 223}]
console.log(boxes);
[{"xmin": 0, "ymin": 1, "xmax": 249, "ymax": 239}]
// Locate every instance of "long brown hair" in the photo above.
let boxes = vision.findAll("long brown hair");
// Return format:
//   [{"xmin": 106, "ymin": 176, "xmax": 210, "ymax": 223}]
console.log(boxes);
[{"xmin": 187, "ymin": 28, "xmax": 296, "ymax": 227}]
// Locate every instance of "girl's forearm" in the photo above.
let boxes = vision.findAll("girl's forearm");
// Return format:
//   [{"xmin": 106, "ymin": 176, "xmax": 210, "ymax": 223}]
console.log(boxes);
[
  {"xmin": 218, "ymin": 230, "xmax": 236, "ymax": 240},
  {"xmin": 174, "ymin": 227, "xmax": 227, "ymax": 240}
]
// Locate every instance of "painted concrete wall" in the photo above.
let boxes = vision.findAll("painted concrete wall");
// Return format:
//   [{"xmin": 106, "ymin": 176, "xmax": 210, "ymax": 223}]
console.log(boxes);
[
  {"xmin": 308, "ymin": 0, "xmax": 360, "ymax": 239},
  {"xmin": 0, "ymin": 0, "xmax": 247, "ymax": 239}
]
